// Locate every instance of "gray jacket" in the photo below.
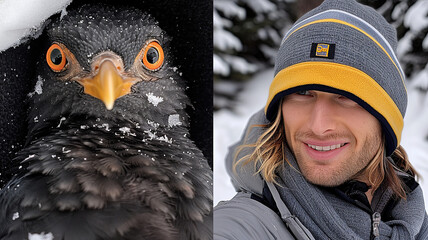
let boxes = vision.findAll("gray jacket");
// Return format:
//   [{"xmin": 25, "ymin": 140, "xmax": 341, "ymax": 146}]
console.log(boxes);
[
  {"xmin": 214, "ymin": 109, "xmax": 315, "ymax": 240},
  {"xmin": 214, "ymin": 109, "xmax": 428, "ymax": 240}
]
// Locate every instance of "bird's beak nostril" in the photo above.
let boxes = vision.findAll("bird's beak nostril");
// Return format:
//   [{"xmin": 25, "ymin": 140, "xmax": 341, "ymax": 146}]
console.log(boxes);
[{"xmin": 77, "ymin": 60, "xmax": 134, "ymax": 110}]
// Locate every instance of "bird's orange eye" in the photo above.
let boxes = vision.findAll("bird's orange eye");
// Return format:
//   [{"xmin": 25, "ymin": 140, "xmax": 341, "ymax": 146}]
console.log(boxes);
[
  {"xmin": 46, "ymin": 43, "xmax": 67, "ymax": 72},
  {"xmin": 141, "ymin": 41, "xmax": 164, "ymax": 71}
]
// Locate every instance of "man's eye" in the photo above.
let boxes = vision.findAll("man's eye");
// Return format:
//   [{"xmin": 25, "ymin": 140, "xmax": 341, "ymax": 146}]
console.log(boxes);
[
  {"xmin": 296, "ymin": 90, "xmax": 311, "ymax": 96},
  {"xmin": 337, "ymin": 95, "xmax": 360, "ymax": 107}
]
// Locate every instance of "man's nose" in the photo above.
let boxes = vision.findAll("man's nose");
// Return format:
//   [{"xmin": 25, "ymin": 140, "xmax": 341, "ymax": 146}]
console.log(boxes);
[{"xmin": 308, "ymin": 97, "xmax": 337, "ymax": 136}]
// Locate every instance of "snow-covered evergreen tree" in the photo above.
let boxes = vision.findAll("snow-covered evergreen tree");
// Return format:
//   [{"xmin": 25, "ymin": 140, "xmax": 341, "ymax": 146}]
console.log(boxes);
[
  {"xmin": 214, "ymin": 0, "xmax": 295, "ymax": 109},
  {"xmin": 214, "ymin": 0, "xmax": 295, "ymax": 80},
  {"xmin": 360, "ymin": 0, "xmax": 428, "ymax": 83}
]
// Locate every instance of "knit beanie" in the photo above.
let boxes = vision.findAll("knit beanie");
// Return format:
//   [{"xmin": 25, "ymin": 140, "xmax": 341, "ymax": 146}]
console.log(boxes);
[{"xmin": 265, "ymin": 0, "xmax": 406, "ymax": 156}]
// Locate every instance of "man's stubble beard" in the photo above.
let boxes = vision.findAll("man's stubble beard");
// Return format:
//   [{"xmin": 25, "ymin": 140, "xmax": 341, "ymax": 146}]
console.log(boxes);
[{"xmin": 289, "ymin": 131, "xmax": 382, "ymax": 187}]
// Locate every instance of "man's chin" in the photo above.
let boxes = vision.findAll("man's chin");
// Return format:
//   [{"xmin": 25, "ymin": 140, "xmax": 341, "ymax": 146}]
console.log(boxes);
[
  {"xmin": 301, "ymin": 170, "xmax": 348, "ymax": 188},
  {"xmin": 307, "ymin": 179, "xmax": 343, "ymax": 187},
  {"xmin": 296, "ymin": 156, "xmax": 352, "ymax": 187}
]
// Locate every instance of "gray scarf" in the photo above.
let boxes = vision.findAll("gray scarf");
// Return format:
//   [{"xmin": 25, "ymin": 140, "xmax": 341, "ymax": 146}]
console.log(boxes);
[{"xmin": 275, "ymin": 148, "xmax": 428, "ymax": 240}]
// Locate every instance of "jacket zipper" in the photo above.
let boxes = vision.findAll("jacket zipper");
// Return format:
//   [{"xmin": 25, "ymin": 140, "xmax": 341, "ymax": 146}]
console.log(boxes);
[
  {"xmin": 371, "ymin": 212, "xmax": 381, "ymax": 239},
  {"xmin": 355, "ymin": 200, "xmax": 381, "ymax": 239}
]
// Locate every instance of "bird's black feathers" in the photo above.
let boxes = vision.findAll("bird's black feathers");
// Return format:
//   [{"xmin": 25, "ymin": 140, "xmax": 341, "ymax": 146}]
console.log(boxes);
[{"xmin": 0, "ymin": 4, "xmax": 212, "ymax": 240}]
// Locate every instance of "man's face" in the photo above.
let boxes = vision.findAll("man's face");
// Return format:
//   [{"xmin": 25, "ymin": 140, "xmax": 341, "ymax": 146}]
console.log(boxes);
[{"xmin": 282, "ymin": 90, "xmax": 382, "ymax": 187}]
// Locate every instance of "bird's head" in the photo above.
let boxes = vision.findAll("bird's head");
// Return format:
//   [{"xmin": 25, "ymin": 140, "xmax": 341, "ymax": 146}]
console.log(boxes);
[{"xmin": 29, "ymin": 4, "xmax": 189, "ymax": 134}]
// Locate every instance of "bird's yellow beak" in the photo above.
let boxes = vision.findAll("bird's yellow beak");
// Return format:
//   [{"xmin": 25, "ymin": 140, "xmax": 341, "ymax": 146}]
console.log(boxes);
[{"xmin": 78, "ymin": 60, "xmax": 134, "ymax": 110}]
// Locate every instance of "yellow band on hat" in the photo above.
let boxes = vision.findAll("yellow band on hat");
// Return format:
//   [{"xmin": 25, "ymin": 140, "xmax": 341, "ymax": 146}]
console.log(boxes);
[{"xmin": 265, "ymin": 61, "xmax": 403, "ymax": 146}]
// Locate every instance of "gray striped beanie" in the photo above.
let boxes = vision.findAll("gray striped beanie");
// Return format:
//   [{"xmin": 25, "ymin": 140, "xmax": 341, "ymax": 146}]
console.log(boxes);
[{"xmin": 265, "ymin": 0, "xmax": 406, "ymax": 156}]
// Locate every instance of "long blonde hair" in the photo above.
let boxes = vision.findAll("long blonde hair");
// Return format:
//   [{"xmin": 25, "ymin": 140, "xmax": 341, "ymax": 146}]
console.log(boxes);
[{"xmin": 234, "ymin": 103, "xmax": 419, "ymax": 199}]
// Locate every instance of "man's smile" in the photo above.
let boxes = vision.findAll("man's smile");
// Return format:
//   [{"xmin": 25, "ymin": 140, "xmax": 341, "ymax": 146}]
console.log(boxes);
[
  {"xmin": 306, "ymin": 143, "xmax": 347, "ymax": 152},
  {"xmin": 303, "ymin": 141, "xmax": 350, "ymax": 162}
]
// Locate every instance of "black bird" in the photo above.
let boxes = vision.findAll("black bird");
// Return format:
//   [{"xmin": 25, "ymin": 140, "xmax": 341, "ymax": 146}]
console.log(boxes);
[{"xmin": 0, "ymin": 5, "xmax": 212, "ymax": 240}]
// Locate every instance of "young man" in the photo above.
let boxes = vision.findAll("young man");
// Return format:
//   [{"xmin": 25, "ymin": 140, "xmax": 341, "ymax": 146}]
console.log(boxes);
[{"xmin": 214, "ymin": 0, "xmax": 428, "ymax": 239}]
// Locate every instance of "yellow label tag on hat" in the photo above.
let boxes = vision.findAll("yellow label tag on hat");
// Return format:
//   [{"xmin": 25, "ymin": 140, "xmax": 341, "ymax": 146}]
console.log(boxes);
[
  {"xmin": 316, "ymin": 44, "xmax": 330, "ymax": 57},
  {"xmin": 311, "ymin": 43, "xmax": 335, "ymax": 59}
]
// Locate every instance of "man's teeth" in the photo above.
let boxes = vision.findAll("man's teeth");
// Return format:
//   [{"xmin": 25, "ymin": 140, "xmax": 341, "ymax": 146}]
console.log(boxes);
[{"xmin": 307, "ymin": 143, "xmax": 345, "ymax": 151}]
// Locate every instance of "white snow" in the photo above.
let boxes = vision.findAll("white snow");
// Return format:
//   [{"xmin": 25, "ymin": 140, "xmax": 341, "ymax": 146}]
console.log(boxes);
[
  {"xmin": 396, "ymin": 32, "xmax": 414, "ymax": 58},
  {"xmin": 0, "ymin": 0, "xmax": 72, "ymax": 52},
  {"xmin": 257, "ymin": 27, "xmax": 282, "ymax": 44},
  {"xmin": 144, "ymin": 129, "xmax": 172, "ymax": 144},
  {"xmin": 12, "ymin": 212, "xmax": 19, "ymax": 221},
  {"xmin": 119, "ymin": 127, "xmax": 131, "ymax": 134},
  {"xmin": 62, "ymin": 147, "xmax": 71, "ymax": 154},
  {"xmin": 28, "ymin": 232, "xmax": 54, "ymax": 240},
  {"xmin": 24, "ymin": 154, "xmax": 36, "ymax": 161},
  {"xmin": 223, "ymin": 55, "xmax": 258, "ymax": 75},
  {"xmin": 391, "ymin": 2, "xmax": 408, "ymax": 21},
  {"xmin": 404, "ymin": 1, "xmax": 428, "ymax": 33},
  {"xmin": 214, "ymin": 0, "xmax": 246, "ymax": 20},
  {"xmin": 100, "ymin": 123, "xmax": 110, "ymax": 131},
  {"xmin": 28, "ymin": 76, "xmax": 44, "ymax": 97},
  {"xmin": 56, "ymin": 117, "xmax": 66, "ymax": 128},
  {"xmin": 423, "ymin": 35, "xmax": 428, "ymax": 50},
  {"xmin": 260, "ymin": 44, "xmax": 278, "ymax": 64},
  {"xmin": 214, "ymin": 80, "xmax": 241, "ymax": 96},
  {"xmin": 213, "ymin": 3, "xmax": 243, "ymax": 54},
  {"xmin": 213, "ymin": 54, "xmax": 230, "ymax": 76},
  {"xmin": 118, "ymin": 127, "xmax": 135, "ymax": 136},
  {"xmin": 214, "ymin": 27, "xmax": 243, "ymax": 52},
  {"xmin": 410, "ymin": 65, "xmax": 428, "ymax": 90},
  {"xmin": 401, "ymin": 66, "xmax": 428, "ymax": 205},
  {"xmin": 147, "ymin": 120, "xmax": 160, "ymax": 129},
  {"xmin": 376, "ymin": 0, "xmax": 393, "ymax": 17},
  {"xmin": 60, "ymin": 8, "xmax": 68, "ymax": 20},
  {"xmin": 146, "ymin": 93, "xmax": 163, "ymax": 107},
  {"xmin": 246, "ymin": 0, "xmax": 276, "ymax": 14},
  {"xmin": 168, "ymin": 114, "xmax": 182, "ymax": 127},
  {"xmin": 157, "ymin": 135, "xmax": 172, "ymax": 144},
  {"xmin": 213, "ymin": 7, "xmax": 232, "ymax": 30},
  {"xmin": 214, "ymin": 69, "xmax": 272, "ymax": 205},
  {"xmin": 214, "ymin": 68, "xmax": 428, "ymax": 212}
]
